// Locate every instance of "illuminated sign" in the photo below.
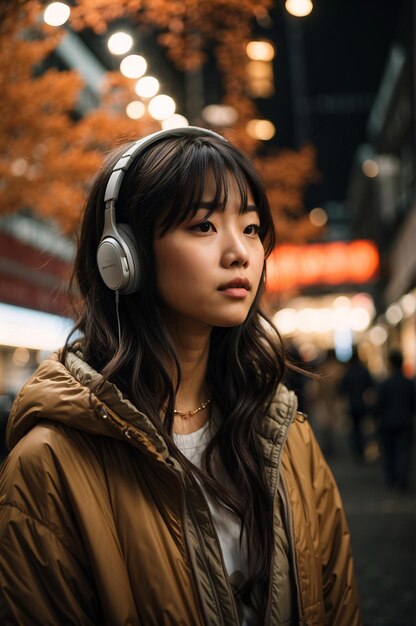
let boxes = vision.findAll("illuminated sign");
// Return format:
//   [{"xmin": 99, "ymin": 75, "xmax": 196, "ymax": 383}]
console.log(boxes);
[{"xmin": 266, "ymin": 240, "xmax": 379, "ymax": 292}]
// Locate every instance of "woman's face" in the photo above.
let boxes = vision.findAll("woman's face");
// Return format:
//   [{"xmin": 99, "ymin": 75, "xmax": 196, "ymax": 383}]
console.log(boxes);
[{"xmin": 153, "ymin": 172, "xmax": 265, "ymax": 332}]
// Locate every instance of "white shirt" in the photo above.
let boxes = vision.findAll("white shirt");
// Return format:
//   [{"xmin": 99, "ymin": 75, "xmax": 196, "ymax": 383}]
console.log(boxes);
[{"xmin": 174, "ymin": 421, "xmax": 259, "ymax": 626}]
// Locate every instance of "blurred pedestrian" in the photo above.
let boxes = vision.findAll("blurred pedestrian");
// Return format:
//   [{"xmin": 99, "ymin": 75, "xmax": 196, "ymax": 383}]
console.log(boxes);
[
  {"xmin": 314, "ymin": 349, "xmax": 345, "ymax": 458},
  {"xmin": 375, "ymin": 350, "xmax": 416, "ymax": 489},
  {"xmin": 0, "ymin": 127, "xmax": 361, "ymax": 625},
  {"xmin": 340, "ymin": 348, "xmax": 375, "ymax": 462}
]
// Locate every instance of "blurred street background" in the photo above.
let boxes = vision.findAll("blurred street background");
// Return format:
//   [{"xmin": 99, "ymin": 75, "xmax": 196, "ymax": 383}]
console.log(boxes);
[
  {"xmin": 317, "ymin": 425, "xmax": 416, "ymax": 626},
  {"xmin": 0, "ymin": 1, "xmax": 415, "ymax": 623}
]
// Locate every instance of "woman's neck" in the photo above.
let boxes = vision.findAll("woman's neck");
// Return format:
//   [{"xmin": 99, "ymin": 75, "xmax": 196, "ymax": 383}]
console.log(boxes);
[
  {"xmin": 174, "ymin": 338, "xmax": 211, "ymax": 434},
  {"xmin": 163, "ymin": 314, "xmax": 212, "ymax": 434}
]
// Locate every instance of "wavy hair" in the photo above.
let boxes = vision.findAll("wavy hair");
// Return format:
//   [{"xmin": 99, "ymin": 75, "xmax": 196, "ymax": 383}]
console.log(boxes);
[{"xmin": 63, "ymin": 133, "xmax": 288, "ymax": 616}]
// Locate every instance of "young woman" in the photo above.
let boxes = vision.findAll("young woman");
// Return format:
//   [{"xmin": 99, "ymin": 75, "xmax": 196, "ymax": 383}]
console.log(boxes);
[{"xmin": 0, "ymin": 127, "xmax": 361, "ymax": 625}]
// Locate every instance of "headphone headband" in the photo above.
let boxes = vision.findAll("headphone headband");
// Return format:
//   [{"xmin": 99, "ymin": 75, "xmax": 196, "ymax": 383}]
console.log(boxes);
[
  {"xmin": 98, "ymin": 126, "xmax": 226, "ymax": 294},
  {"xmin": 104, "ymin": 126, "xmax": 225, "ymax": 208}
]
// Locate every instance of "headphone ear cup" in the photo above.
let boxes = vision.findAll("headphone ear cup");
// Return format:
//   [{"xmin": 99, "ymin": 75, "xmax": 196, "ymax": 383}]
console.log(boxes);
[
  {"xmin": 97, "ymin": 224, "xmax": 141, "ymax": 294},
  {"xmin": 99, "ymin": 129, "xmax": 225, "ymax": 296},
  {"xmin": 116, "ymin": 223, "xmax": 142, "ymax": 294}
]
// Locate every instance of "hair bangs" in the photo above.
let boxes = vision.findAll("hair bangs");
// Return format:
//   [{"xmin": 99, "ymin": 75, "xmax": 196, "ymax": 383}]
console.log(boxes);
[
  {"xmin": 156, "ymin": 142, "xmax": 228, "ymax": 235},
  {"xmin": 155, "ymin": 139, "xmax": 274, "ymax": 255}
]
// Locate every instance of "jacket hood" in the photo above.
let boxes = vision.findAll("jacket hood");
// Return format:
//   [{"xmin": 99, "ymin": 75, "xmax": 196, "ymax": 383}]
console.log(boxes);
[
  {"xmin": 7, "ymin": 346, "xmax": 297, "ymax": 469},
  {"xmin": 7, "ymin": 347, "xmax": 169, "ymax": 460}
]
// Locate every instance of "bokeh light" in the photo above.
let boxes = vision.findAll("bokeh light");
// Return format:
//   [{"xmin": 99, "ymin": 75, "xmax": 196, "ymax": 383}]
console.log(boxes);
[
  {"xmin": 108, "ymin": 32, "xmax": 133, "ymax": 55},
  {"xmin": 161, "ymin": 114, "xmax": 189, "ymax": 130},
  {"xmin": 362, "ymin": 159, "xmax": 379, "ymax": 178},
  {"xmin": 12, "ymin": 347, "xmax": 30, "ymax": 366},
  {"xmin": 135, "ymin": 76, "xmax": 159, "ymax": 98},
  {"xmin": 350, "ymin": 307, "xmax": 371, "ymax": 332},
  {"xmin": 385, "ymin": 304, "xmax": 403, "ymax": 325},
  {"xmin": 273, "ymin": 309, "xmax": 297, "ymax": 335},
  {"xmin": 126, "ymin": 101, "xmax": 146, "ymax": 120},
  {"xmin": 309, "ymin": 207, "xmax": 328, "ymax": 227},
  {"xmin": 202, "ymin": 105, "xmax": 238, "ymax": 127},
  {"xmin": 369, "ymin": 325, "xmax": 388, "ymax": 346},
  {"xmin": 11, "ymin": 158, "xmax": 28, "ymax": 177},
  {"xmin": 148, "ymin": 95, "xmax": 176, "ymax": 121},
  {"xmin": 43, "ymin": 2, "xmax": 70, "ymax": 26},
  {"xmin": 285, "ymin": 0, "xmax": 313, "ymax": 17},
  {"xmin": 120, "ymin": 55, "xmax": 147, "ymax": 79},
  {"xmin": 400, "ymin": 293, "xmax": 416, "ymax": 316},
  {"xmin": 246, "ymin": 41, "xmax": 275, "ymax": 61},
  {"xmin": 246, "ymin": 119, "xmax": 275, "ymax": 140}
]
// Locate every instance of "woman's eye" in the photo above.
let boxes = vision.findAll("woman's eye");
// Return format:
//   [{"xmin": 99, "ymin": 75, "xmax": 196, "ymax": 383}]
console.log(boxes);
[
  {"xmin": 244, "ymin": 224, "xmax": 261, "ymax": 236},
  {"xmin": 193, "ymin": 221, "xmax": 214, "ymax": 233}
]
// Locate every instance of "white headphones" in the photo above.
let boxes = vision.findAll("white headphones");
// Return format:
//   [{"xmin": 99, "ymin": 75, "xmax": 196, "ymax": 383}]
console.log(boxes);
[{"xmin": 96, "ymin": 126, "xmax": 225, "ymax": 294}]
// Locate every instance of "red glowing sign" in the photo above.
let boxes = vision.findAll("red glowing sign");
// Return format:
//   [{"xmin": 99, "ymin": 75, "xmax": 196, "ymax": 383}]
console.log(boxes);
[{"xmin": 266, "ymin": 240, "xmax": 379, "ymax": 292}]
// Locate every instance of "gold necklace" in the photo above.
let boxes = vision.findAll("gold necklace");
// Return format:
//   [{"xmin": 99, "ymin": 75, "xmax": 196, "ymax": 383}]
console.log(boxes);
[{"xmin": 173, "ymin": 398, "xmax": 211, "ymax": 419}]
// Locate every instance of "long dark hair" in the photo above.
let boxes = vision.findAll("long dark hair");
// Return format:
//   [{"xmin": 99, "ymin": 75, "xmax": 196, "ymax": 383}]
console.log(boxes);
[{"xmin": 63, "ymin": 132, "xmax": 288, "ymax": 615}]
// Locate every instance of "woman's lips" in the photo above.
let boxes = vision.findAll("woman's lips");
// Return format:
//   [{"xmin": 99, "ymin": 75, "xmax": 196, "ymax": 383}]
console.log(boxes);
[
  {"xmin": 219, "ymin": 287, "xmax": 249, "ymax": 298},
  {"xmin": 218, "ymin": 278, "xmax": 250, "ymax": 298}
]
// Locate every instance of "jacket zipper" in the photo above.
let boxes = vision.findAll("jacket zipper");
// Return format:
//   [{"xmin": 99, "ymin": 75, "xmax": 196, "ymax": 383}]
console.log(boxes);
[
  {"xmin": 175, "ymin": 468, "xmax": 213, "ymax": 626},
  {"xmin": 278, "ymin": 474, "xmax": 304, "ymax": 623},
  {"xmin": 173, "ymin": 463, "xmax": 239, "ymax": 626},
  {"xmin": 185, "ymin": 470, "xmax": 241, "ymax": 626},
  {"xmin": 264, "ymin": 393, "xmax": 301, "ymax": 626},
  {"xmin": 186, "ymin": 494, "xmax": 227, "ymax": 626}
]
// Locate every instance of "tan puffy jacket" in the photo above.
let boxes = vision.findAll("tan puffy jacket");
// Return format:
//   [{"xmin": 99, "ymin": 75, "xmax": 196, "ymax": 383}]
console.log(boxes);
[{"xmin": 0, "ymin": 350, "xmax": 361, "ymax": 626}]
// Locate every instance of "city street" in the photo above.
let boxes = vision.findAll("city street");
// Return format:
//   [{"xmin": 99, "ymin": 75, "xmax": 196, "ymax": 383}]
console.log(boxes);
[
  {"xmin": 0, "ymin": 2, "xmax": 414, "ymax": 624},
  {"xmin": 327, "ymin": 436, "xmax": 416, "ymax": 626}
]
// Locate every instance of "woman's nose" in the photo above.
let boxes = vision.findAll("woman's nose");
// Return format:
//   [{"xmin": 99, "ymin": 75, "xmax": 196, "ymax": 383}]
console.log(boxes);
[{"xmin": 221, "ymin": 232, "xmax": 249, "ymax": 268}]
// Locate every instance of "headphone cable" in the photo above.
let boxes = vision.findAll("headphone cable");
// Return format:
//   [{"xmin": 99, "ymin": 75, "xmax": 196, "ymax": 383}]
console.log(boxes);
[{"xmin": 115, "ymin": 290, "xmax": 121, "ymax": 347}]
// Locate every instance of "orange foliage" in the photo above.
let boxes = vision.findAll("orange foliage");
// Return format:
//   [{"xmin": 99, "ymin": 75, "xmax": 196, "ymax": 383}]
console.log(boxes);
[
  {"xmin": 0, "ymin": 2, "xmax": 158, "ymax": 232},
  {"xmin": 69, "ymin": 0, "xmax": 273, "ymax": 70},
  {"xmin": 256, "ymin": 145, "xmax": 322, "ymax": 243},
  {"xmin": 0, "ymin": 0, "xmax": 321, "ymax": 243},
  {"xmin": 69, "ymin": 0, "xmax": 272, "ymax": 150}
]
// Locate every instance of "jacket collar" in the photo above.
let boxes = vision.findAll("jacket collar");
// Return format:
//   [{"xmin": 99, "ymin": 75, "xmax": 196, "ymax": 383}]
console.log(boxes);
[
  {"xmin": 255, "ymin": 384, "xmax": 298, "ymax": 494},
  {"xmin": 8, "ymin": 346, "xmax": 297, "ymax": 478}
]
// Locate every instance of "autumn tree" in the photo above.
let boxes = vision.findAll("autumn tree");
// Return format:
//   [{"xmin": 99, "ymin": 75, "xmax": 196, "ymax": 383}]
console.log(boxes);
[
  {"xmin": 0, "ymin": 0, "xmax": 321, "ymax": 240},
  {"xmin": 0, "ymin": 1, "xmax": 158, "ymax": 232}
]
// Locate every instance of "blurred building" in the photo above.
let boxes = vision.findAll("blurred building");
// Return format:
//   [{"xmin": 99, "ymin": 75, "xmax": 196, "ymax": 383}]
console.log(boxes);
[
  {"xmin": 269, "ymin": 0, "xmax": 415, "ymax": 379},
  {"xmin": 346, "ymin": 0, "xmax": 415, "ymax": 376},
  {"xmin": 0, "ymin": 215, "xmax": 74, "ymax": 394}
]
